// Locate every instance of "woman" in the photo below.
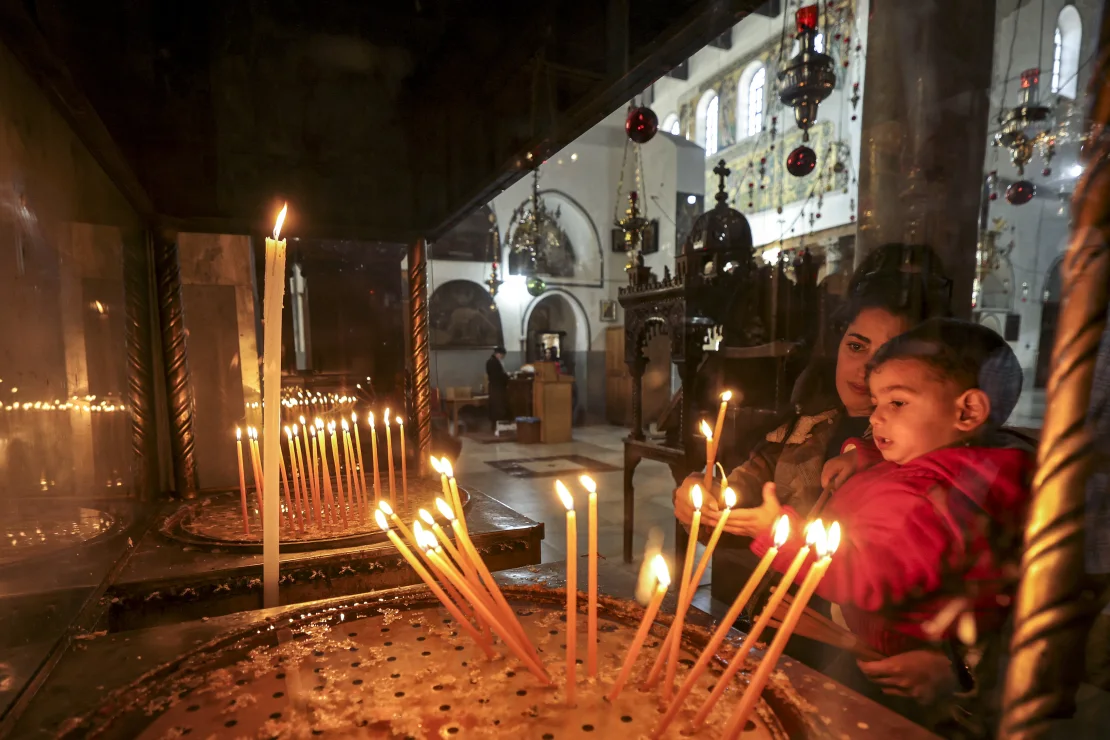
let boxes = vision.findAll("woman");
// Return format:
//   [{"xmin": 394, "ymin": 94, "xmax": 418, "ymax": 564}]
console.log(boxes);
[{"xmin": 676, "ymin": 246, "xmax": 952, "ymax": 526}]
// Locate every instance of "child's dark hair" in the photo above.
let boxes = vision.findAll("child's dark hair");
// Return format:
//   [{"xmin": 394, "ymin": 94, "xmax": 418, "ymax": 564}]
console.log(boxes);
[{"xmin": 868, "ymin": 318, "xmax": 1023, "ymax": 427}]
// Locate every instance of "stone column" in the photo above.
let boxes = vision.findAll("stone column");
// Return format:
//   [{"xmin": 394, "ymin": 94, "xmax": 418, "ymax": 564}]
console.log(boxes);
[
  {"xmin": 409, "ymin": 238, "xmax": 432, "ymax": 476},
  {"xmin": 855, "ymin": 0, "xmax": 996, "ymax": 318},
  {"xmin": 154, "ymin": 232, "xmax": 198, "ymax": 498},
  {"xmin": 124, "ymin": 232, "xmax": 158, "ymax": 497}
]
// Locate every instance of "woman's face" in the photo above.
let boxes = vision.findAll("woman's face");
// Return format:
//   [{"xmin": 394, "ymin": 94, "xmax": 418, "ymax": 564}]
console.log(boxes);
[{"xmin": 835, "ymin": 307, "xmax": 912, "ymax": 417}]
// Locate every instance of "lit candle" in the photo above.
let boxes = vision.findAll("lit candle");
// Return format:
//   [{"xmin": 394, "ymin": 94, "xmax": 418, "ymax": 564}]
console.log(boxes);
[
  {"xmin": 374, "ymin": 511, "xmax": 494, "ymax": 659},
  {"xmin": 235, "ymin": 428, "xmax": 250, "ymax": 535},
  {"xmin": 652, "ymin": 513, "xmax": 789, "ymax": 738},
  {"xmin": 305, "ymin": 425, "xmax": 322, "ymax": 527},
  {"xmin": 721, "ymin": 523, "xmax": 842, "ymax": 739},
  {"xmin": 710, "ymin": 390, "xmax": 732, "ymax": 471},
  {"xmin": 419, "ymin": 508, "xmax": 471, "ymax": 580},
  {"xmin": 384, "ymin": 408, "xmax": 396, "ymax": 506},
  {"xmin": 607, "ymin": 554, "xmax": 671, "ymax": 702},
  {"xmin": 352, "ymin": 412, "xmax": 369, "ymax": 510},
  {"xmin": 690, "ymin": 519, "xmax": 824, "ymax": 730},
  {"xmin": 650, "ymin": 487, "xmax": 737, "ymax": 692},
  {"xmin": 579, "ymin": 475, "xmax": 599, "ymax": 677},
  {"xmin": 420, "ymin": 530, "xmax": 550, "ymax": 683},
  {"xmin": 248, "ymin": 427, "xmax": 265, "ymax": 519},
  {"xmin": 440, "ymin": 458, "xmax": 467, "ymax": 537},
  {"xmin": 410, "ymin": 520, "xmax": 485, "ymax": 636},
  {"xmin": 286, "ymin": 427, "xmax": 305, "ymax": 532},
  {"xmin": 556, "ymin": 480, "xmax": 578, "ymax": 706},
  {"xmin": 261, "ymin": 204, "xmax": 288, "ymax": 605},
  {"xmin": 396, "ymin": 415, "xmax": 408, "ymax": 507},
  {"xmin": 435, "ymin": 497, "xmax": 540, "ymax": 664},
  {"xmin": 298, "ymin": 417, "xmax": 316, "ymax": 521},
  {"xmin": 277, "ymin": 430, "xmax": 295, "ymax": 531},
  {"xmin": 341, "ymin": 419, "xmax": 360, "ymax": 521},
  {"xmin": 326, "ymin": 423, "xmax": 347, "ymax": 528},
  {"xmin": 647, "ymin": 484, "xmax": 702, "ymax": 698},
  {"xmin": 369, "ymin": 412, "xmax": 381, "ymax": 505},
  {"xmin": 700, "ymin": 420, "xmax": 715, "ymax": 489},
  {"xmin": 316, "ymin": 419, "xmax": 336, "ymax": 525}
]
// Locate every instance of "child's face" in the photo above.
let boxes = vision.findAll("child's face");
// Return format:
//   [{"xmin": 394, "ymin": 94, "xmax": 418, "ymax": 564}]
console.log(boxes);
[{"xmin": 868, "ymin": 358, "xmax": 972, "ymax": 464}]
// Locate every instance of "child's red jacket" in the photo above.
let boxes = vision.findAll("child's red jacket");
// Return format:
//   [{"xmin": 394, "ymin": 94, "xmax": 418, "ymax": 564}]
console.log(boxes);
[{"xmin": 751, "ymin": 441, "xmax": 1032, "ymax": 656}]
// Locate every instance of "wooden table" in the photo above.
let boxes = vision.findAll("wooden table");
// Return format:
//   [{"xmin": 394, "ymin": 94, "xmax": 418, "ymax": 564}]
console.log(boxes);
[{"xmin": 444, "ymin": 394, "xmax": 488, "ymax": 436}]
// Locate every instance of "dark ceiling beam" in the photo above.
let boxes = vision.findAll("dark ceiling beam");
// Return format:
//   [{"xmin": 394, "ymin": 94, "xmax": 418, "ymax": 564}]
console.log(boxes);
[
  {"xmin": 431, "ymin": 0, "xmax": 760, "ymax": 240},
  {"xmin": 0, "ymin": 0, "xmax": 156, "ymax": 225}
]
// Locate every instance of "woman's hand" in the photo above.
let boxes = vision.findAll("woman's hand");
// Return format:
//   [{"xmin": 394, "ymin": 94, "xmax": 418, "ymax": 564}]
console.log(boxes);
[
  {"xmin": 673, "ymin": 474, "xmax": 722, "ymax": 528},
  {"xmin": 704, "ymin": 482, "xmax": 783, "ymax": 537},
  {"xmin": 856, "ymin": 650, "xmax": 959, "ymax": 706},
  {"xmin": 821, "ymin": 448, "xmax": 858, "ymax": 491}
]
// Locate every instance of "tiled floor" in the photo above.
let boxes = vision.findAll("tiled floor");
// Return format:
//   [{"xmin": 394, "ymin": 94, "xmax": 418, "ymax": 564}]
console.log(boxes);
[{"xmin": 455, "ymin": 424, "xmax": 725, "ymax": 616}]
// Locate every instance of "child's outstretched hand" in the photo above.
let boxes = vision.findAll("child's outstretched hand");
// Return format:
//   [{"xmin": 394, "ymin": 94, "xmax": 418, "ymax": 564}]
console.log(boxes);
[
  {"xmin": 708, "ymin": 481, "xmax": 782, "ymax": 537},
  {"xmin": 821, "ymin": 447, "xmax": 859, "ymax": 491},
  {"xmin": 856, "ymin": 650, "xmax": 958, "ymax": 706}
]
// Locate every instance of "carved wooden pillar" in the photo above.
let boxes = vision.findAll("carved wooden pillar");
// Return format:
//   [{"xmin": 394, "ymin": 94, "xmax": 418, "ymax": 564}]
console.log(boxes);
[
  {"xmin": 409, "ymin": 238, "xmax": 432, "ymax": 476},
  {"xmin": 1000, "ymin": 41, "xmax": 1110, "ymax": 737},
  {"xmin": 154, "ymin": 232, "xmax": 198, "ymax": 498},
  {"xmin": 124, "ymin": 232, "xmax": 158, "ymax": 497},
  {"xmin": 628, "ymin": 355, "xmax": 647, "ymax": 441}
]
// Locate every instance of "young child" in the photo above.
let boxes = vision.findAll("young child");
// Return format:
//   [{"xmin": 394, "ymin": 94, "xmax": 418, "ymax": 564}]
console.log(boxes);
[{"xmin": 747, "ymin": 318, "xmax": 1031, "ymax": 658}]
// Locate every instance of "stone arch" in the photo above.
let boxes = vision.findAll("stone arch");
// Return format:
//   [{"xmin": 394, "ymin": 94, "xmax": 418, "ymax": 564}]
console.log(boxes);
[{"xmin": 429, "ymin": 279, "xmax": 503, "ymax": 348}]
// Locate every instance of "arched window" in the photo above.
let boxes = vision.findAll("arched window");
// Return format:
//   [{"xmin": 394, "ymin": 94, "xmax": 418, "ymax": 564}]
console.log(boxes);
[
  {"xmin": 1052, "ymin": 6, "xmax": 1082, "ymax": 99},
  {"xmin": 705, "ymin": 95, "xmax": 719, "ymax": 156},
  {"xmin": 661, "ymin": 113, "xmax": 681, "ymax": 136},
  {"xmin": 747, "ymin": 67, "xmax": 766, "ymax": 136}
]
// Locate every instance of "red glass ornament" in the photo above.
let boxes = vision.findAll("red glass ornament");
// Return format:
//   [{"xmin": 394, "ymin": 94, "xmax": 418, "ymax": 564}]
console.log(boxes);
[
  {"xmin": 1042, "ymin": 167, "xmax": 1052, "ymax": 176},
  {"xmin": 989, "ymin": 192, "xmax": 998, "ymax": 201},
  {"xmin": 1006, "ymin": 179, "xmax": 1036, "ymax": 205},
  {"xmin": 796, "ymin": 5, "xmax": 818, "ymax": 32},
  {"xmin": 625, "ymin": 107, "xmax": 659, "ymax": 144},
  {"xmin": 787, "ymin": 145, "xmax": 817, "ymax": 177}
]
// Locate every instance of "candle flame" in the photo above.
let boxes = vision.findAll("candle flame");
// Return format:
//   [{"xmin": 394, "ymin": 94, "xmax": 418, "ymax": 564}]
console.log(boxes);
[
  {"xmin": 651, "ymin": 554, "xmax": 671, "ymax": 588},
  {"xmin": 690, "ymin": 484, "xmax": 703, "ymax": 510},
  {"xmin": 285, "ymin": 426, "xmax": 292, "ymax": 438},
  {"xmin": 825, "ymin": 521, "xmax": 841, "ymax": 556},
  {"xmin": 699, "ymin": 419, "xmax": 713, "ymax": 440},
  {"xmin": 413, "ymin": 519, "xmax": 427, "ymax": 542},
  {"xmin": 805, "ymin": 520, "xmax": 826, "ymax": 552},
  {"xmin": 429, "ymin": 455, "xmax": 441, "ymax": 473},
  {"xmin": 369, "ymin": 412, "xmax": 375, "ymax": 428},
  {"xmin": 418, "ymin": 526, "xmax": 438, "ymax": 551},
  {"xmin": 351, "ymin": 411, "xmax": 357, "ymax": 423},
  {"xmin": 723, "ymin": 487, "xmax": 737, "ymax": 508},
  {"xmin": 555, "ymin": 480, "xmax": 574, "ymax": 511},
  {"xmin": 773, "ymin": 515, "xmax": 791, "ymax": 547},
  {"xmin": 374, "ymin": 509, "xmax": 389, "ymax": 532},
  {"xmin": 315, "ymin": 418, "xmax": 323, "ymax": 429},
  {"xmin": 579, "ymin": 474, "xmax": 596, "ymax": 494},
  {"xmin": 418, "ymin": 508, "xmax": 435, "ymax": 525},
  {"xmin": 236, "ymin": 427, "xmax": 242, "ymax": 440},
  {"xmin": 720, "ymin": 390, "xmax": 733, "ymax": 402},
  {"xmin": 299, "ymin": 415, "xmax": 306, "ymax": 425},
  {"xmin": 441, "ymin": 459, "xmax": 454, "ymax": 478},
  {"xmin": 293, "ymin": 423, "xmax": 299, "ymax": 434},
  {"xmin": 395, "ymin": 416, "xmax": 402, "ymax": 425},
  {"xmin": 435, "ymin": 497, "xmax": 456, "ymax": 521},
  {"xmin": 379, "ymin": 501, "xmax": 394, "ymax": 516},
  {"xmin": 383, "ymin": 408, "xmax": 390, "ymax": 423},
  {"xmin": 273, "ymin": 203, "xmax": 287, "ymax": 240},
  {"xmin": 342, "ymin": 418, "xmax": 349, "ymax": 431}
]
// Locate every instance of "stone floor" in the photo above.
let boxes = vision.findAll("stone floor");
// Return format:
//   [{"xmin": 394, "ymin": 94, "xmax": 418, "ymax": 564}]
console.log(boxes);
[{"xmin": 453, "ymin": 424, "xmax": 725, "ymax": 616}]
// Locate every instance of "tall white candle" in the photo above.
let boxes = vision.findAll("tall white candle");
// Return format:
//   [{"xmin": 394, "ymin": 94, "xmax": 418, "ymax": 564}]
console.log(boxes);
[{"xmin": 262, "ymin": 204, "xmax": 288, "ymax": 607}]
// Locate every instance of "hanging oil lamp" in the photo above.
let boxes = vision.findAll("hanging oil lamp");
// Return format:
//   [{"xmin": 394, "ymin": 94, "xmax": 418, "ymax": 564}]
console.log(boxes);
[
  {"xmin": 994, "ymin": 68, "xmax": 1055, "ymax": 204},
  {"xmin": 779, "ymin": 4, "xmax": 836, "ymax": 177}
]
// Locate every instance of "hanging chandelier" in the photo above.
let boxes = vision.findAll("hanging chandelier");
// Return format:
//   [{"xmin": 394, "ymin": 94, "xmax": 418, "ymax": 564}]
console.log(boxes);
[
  {"xmin": 485, "ymin": 216, "xmax": 503, "ymax": 304},
  {"xmin": 994, "ymin": 68, "xmax": 1055, "ymax": 203},
  {"xmin": 506, "ymin": 168, "xmax": 562, "ymax": 291},
  {"xmin": 779, "ymin": 4, "xmax": 836, "ymax": 177},
  {"xmin": 972, "ymin": 219, "xmax": 1012, "ymax": 308}
]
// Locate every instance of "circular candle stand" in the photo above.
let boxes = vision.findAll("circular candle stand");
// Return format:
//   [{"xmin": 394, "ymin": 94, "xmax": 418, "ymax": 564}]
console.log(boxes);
[
  {"xmin": 160, "ymin": 476, "xmax": 471, "ymax": 554},
  {"xmin": 0, "ymin": 501, "xmax": 126, "ymax": 569},
  {"xmin": 62, "ymin": 586, "xmax": 830, "ymax": 740}
]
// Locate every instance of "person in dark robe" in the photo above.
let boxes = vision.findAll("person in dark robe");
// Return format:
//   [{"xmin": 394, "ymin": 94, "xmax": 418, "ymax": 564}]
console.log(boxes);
[{"xmin": 486, "ymin": 346, "xmax": 510, "ymax": 428}]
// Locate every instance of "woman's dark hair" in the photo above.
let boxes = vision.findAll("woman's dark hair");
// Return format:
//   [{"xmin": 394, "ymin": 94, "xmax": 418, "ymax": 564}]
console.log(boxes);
[{"xmin": 831, "ymin": 243, "xmax": 954, "ymax": 338}]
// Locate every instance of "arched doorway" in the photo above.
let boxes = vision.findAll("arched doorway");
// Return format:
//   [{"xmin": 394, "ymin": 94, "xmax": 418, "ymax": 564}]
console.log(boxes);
[
  {"xmin": 523, "ymin": 291, "xmax": 590, "ymax": 421},
  {"xmin": 1035, "ymin": 258, "xmax": 1063, "ymax": 388}
]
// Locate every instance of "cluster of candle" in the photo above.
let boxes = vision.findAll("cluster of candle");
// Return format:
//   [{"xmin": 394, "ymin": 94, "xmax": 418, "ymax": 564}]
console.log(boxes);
[
  {"xmin": 1, "ymin": 398, "xmax": 128, "ymax": 413},
  {"xmin": 232, "ymin": 409, "xmax": 408, "ymax": 536}
]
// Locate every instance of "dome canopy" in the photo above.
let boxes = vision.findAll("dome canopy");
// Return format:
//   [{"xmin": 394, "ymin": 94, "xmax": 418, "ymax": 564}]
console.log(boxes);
[{"xmin": 681, "ymin": 160, "xmax": 753, "ymax": 259}]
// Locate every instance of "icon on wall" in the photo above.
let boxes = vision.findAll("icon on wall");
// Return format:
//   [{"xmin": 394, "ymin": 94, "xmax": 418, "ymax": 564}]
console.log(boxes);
[{"xmin": 600, "ymin": 300, "xmax": 619, "ymax": 323}]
